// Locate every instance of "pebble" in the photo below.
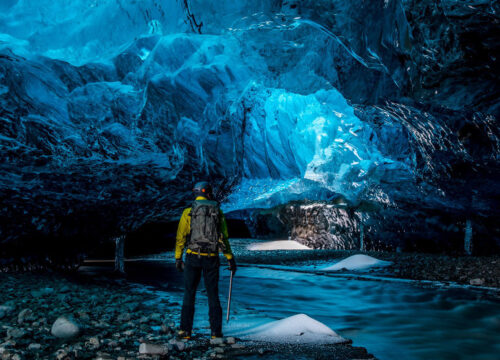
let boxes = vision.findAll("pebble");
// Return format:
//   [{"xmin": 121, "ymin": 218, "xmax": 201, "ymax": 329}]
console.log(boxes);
[
  {"xmin": 150, "ymin": 313, "xmax": 162, "ymax": 322},
  {"xmin": 160, "ymin": 324, "xmax": 171, "ymax": 334},
  {"xmin": 88, "ymin": 336, "xmax": 100, "ymax": 349},
  {"xmin": 210, "ymin": 337, "xmax": 224, "ymax": 345},
  {"xmin": 226, "ymin": 337, "xmax": 236, "ymax": 344},
  {"xmin": 117, "ymin": 313, "xmax": 131, "ymax": 322},
  {"xmin": 51, "ymin": 316, "xmax": 80, "ymax": 338},
  {"xmin": 28, "ymin": 343, "xmax": 42, "ymax": 350},
  {"xmin": 17, "ymin": 308, "xmax": 35, "ymax": 324},
  {"xmin": 7, "ymin": 328, "xmax": 26, "ymax": 339},
  {"xmin": 31, "ymin": 287, "xmax": 54, "ymax": 298},
  {"xmin": 138, "ymin": 343, "xmax": 168, "ymax": 355},
  {"xmin": 168, "ymin": 339, "xmax": 186, "ymax": 351},
  {"xmin": 77, "ymin": 311, "xmax": 90, "ymax": 321},
  {"xmin": 0, "ymin": 305, "xmax": 14, "ymax": 319},
  {"xmin": 55, "ymin": 350, "xmax": 68, "ymax": 360},
  {"xmin": 59, "ymin": 286, "xmax": 71, "ymax": 293},
  {"xmin": 470, "ymin": 278, "xmax": 485, "ymax": 286}
]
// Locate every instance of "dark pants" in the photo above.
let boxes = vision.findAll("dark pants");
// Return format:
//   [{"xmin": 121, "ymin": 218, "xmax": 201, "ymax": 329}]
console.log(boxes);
[{"xmin": 180, "ymin": 253, "xmax": 222, "ymax": 335}]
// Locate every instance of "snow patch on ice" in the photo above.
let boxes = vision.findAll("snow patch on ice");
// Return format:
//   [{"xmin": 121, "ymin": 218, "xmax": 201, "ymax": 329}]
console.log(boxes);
[
  {"xmin": 240, "ymin": 314, "xmax": 346, "ymax": 344},
  {"xmin": 247, "ymin": 240, "xmax": 311, "ymax": 251},
  {"xmin": 323, "ymin": 254, "xmax": 391, "ymax": 271}
]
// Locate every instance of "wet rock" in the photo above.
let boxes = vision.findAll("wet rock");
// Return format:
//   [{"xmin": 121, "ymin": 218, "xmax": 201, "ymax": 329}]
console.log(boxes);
[
  {"xmin": 123, "ymin": 330, "xmax": 135, "ymax": 336},
  {"xmin": 210, "ymin": 337, "xmax": 224, "ymax": 345},
  {"xmin": 124, "ymin": 302, "xmax": 140, "ymax": 312},
  {"xmin": 87, "ymin": 336, "xmax": 100, "ymax": 349},
  {"xmin": 160, "ymin": 324, "xmax": 172, "ymax": 334},
  {"xmin": 7, "ymin": 328, "xmax": 26, "ymax": 339},
  {"xmin": 138, "ymin": 343, "xmax": 168, "ymax": 355},
  {"xmin": 55, "ymin": 349, "xmax": 68, "ymax": 359},
  {"xmin": 59, "ymin": 286, "xmax": 71, "ymax": 293},
  {"xmin": 117, "ymin": 313, "xmax": 131, "ymax": 322},
  {"xmin": 17, "ymin": 308, "xmax": 36, "ymax": 324},
  {"xmin": 470, "ymin": 278, "xmax": 485, "ymax": 286},
  {"xmin": 150, "ymin": 313, "xmax": 162, "ymax": 322},
  {"xmin": 226, "ymin": 337, "xmax": 236, "ymax": 344},
  {"xmin": 168, "ymin": 339, "xmax": 186, "ymax": 351},
  {"xmin": 107, "ymin": 340, "xmax": 119, "ymax": 348},
  {"xmin": 76, "ymin": 312, "xmax": 90, "ymax": 322},
  {"xmin": 51, "ymin": 316, "xmax": 80, "ymax": 338},
  {"xmin": 28, "ymin": 343, "xmax": 42, "ymax": 350},
  {"xmin": 31, "ymin": 287, "xmax": 55, "ymax": 298},
  {"xmin": 0, "ymin": 305, "xmax": 15, "ymax": 319}
]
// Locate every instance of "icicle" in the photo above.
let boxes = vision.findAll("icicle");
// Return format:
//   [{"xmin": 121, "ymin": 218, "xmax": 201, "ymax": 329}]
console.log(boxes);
[
  {"xmin": 464, "ymin": 219, "xmax": 472, "ymax": 255},
  {"xmin": 114, "ymin": 235, "xmax": 126, "ymax": 274}
]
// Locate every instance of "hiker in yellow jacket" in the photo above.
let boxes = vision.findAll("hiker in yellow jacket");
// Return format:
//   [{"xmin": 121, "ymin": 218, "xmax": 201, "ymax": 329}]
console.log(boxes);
[{"xmin": 175, "ymin": 181, "xmax": 236, "ymax": 339}]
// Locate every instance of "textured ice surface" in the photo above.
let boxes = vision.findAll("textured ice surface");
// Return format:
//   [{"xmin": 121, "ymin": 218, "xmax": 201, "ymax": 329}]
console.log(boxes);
[
  {"xmin": 247, "ymin": 240, "xmax": 311, "ymax": 251},
  {"xmin": 239, "ymin": 314, "xmax": 346, "ymax": 344},
  {"xmin": 0, "ymin": 0, "xmax": 186, "ymax": 65},
  {"xmin": 0, "ymin": 0, "xmax": 498, "ymax": 254},
  {"xmin": 323, "ymin": 254, "xmax": 392, "ymax": 271}
]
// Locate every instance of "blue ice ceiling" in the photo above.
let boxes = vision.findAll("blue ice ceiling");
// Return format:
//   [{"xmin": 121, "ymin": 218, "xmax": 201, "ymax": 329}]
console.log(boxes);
[{"xmin": 0, "ymin": 0, "xmax": 498, "ymax": 251}]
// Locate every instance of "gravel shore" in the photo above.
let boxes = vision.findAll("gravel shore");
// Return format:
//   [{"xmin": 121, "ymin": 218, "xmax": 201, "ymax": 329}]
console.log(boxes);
[{"xmin": 0, "ymin": 270, "xmax": 375, "ymax": 360}]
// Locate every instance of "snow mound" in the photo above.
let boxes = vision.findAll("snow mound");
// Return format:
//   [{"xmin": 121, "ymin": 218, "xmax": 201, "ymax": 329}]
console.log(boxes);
[
  {"xmin": 241, "ymin": 314, "xmax": 346, "ymax": 344},
  {"xmin": 247, "ymin": 240, "xmax": 311, "ymax": 251},
  {"xmin": 323, "ymin": 254, "xmax": 391, "ymax": 271}
]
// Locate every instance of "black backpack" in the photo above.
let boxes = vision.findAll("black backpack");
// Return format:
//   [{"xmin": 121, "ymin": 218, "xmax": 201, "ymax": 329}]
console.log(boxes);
[{"xmin": 188, "ymin": 199, "xmax": 222, "ymax": 253}]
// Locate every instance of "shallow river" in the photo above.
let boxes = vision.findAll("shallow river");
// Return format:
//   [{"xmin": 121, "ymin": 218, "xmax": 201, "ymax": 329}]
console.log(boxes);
[
  {"xmin": 136, "ymin": 247, "xmax": 499, "ymax": 360},
  {"xmin": 219, "ymin": 266, "xmax": 499, "ymax": 360}
]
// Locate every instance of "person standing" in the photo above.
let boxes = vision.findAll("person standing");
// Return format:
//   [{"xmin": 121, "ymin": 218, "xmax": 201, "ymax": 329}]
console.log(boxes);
[{"xmin": 175, "ymin": 181, "xmax": 237, "ymax": 339}]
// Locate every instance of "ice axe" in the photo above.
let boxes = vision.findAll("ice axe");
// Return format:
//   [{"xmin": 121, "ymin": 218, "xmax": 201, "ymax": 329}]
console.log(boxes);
[{"xmin": 226, "ymin": 269, "xmax": 234, "ymax": 323}]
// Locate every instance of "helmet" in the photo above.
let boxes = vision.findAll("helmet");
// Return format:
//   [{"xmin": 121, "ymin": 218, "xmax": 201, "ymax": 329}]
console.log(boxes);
[{"xmin": 193, "ymin": 181, "xmax": 213, "ymax": 197}]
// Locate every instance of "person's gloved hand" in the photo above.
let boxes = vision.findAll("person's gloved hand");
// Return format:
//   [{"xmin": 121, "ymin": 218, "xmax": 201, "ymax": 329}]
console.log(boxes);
[
  {"xmin": 176, "ymin": 259, "xmax": 184, "ymax": 272},
  {"xmin": 227, "ymin": 257, "xmax": 237, "ymax": 273}
]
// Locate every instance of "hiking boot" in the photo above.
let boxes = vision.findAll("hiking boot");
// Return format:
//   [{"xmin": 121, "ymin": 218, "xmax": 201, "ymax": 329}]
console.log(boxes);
[
  {"xmin": 211, "ymin": 331, "xmax": 223, "ymax": 339},
  {"xmin": 177, "ymin": 330, "xmax": 191, "ymax": 340}
]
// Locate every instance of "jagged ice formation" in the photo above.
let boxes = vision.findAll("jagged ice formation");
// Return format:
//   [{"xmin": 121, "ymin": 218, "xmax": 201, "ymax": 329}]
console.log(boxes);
[{"xmin": 0, "ymin": 0, "xmax": 499, "ymax": 265}]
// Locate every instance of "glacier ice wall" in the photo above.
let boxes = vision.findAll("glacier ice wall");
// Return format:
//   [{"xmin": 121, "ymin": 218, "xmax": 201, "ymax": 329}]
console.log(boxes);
[{"xmin": 0, "ymin": 0, "xmax": 499, "ymax": 259}]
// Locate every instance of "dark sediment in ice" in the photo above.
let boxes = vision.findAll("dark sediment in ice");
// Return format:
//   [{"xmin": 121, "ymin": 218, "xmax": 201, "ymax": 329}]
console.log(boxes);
[{"xmin": 0, "ymin": 0, "xmax": 498, "ymax": 261}]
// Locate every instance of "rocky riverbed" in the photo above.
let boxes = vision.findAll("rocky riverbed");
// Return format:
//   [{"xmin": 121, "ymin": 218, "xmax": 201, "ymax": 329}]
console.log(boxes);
[
  {"xmin": 217, "ymin": 240, "xmax": 500, "ymax": 289},
  {"xmin": 0, "ymin": 271, "xmax": 375, "ymax": 360},
  {"xmin": 145, "ymin": 239, "xmax": 500, "ymax": 290}
]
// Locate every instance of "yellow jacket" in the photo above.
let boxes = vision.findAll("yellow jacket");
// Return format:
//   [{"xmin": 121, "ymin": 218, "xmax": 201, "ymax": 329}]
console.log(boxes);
[{"xmin": 175, "ymin": 196, "xmax": 233, "ymax": 260}]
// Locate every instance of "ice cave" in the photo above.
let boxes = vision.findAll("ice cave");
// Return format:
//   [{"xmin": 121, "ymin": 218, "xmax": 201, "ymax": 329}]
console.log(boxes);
[{"xmin": 0, "ymin": 1, "xmax": 499, "ymax": 359}]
